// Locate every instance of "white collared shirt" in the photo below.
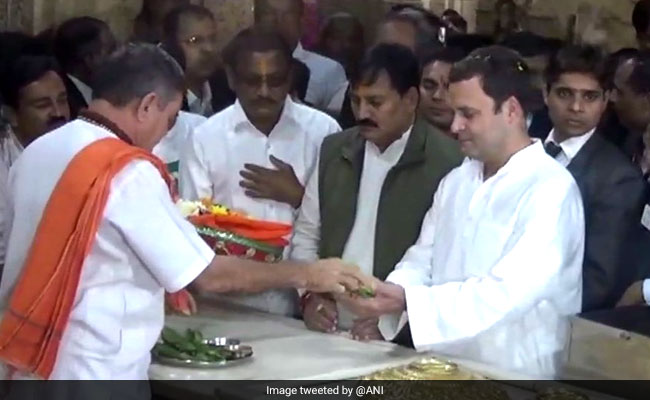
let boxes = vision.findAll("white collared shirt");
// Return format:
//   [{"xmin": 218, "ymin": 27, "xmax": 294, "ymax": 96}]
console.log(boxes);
[
  {"xmin": 153, "ymin": 111, "xmax": 207, "ymax": 182},
  {"xmin": 644, "ymin": 279, "xmax": 650, "ymax": 305},
  {"xmin": 186, "ymin": 81, "xmax": 214, "ymax": 117},
  {"xmin": 293, "ymin": 43, "xmax": 348, "ymax": 116},
  {"xmin": 67, "ymin": 74, "xmax": 93, "ymax": 105},
  {"xmin": 179, "ymin": 97, "xmax": 340, "ymax": 315},
  {"xmin": 1, "ymin": 120, "xmax": 214, "ymax": 379},
  {"xmin": 544, "ymin": 128, "xmax": 595, "ymax": 167},
  {"xmin": 289, "ymin": 127, "xmax": 412, "ymax": 328},
  {"xmin": 378, "ymin": 141, "xmax": 585, "ymax": 378}
]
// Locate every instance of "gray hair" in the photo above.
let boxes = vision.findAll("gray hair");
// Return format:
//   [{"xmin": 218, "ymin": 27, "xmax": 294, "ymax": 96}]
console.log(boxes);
[{"xmin": 91, "ymin": 43, "xmax": 185, "ymax": 107}]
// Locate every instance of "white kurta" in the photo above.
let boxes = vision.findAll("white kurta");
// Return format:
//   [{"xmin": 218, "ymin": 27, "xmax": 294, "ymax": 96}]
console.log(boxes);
[
  {"xmin": 0, "ymin": 120, "xmax": 214, "ymax": 380},
  {"xmin": 293, "ymin": 43, "xmax": 348, "ymax": 116},
  {"xmin": 179, "ymin": 97, "xmax": 340, "ymax": 316},
  {"xmin": 290, "ymin": 128, "xmax": 412, "ymax": 329},
  {"xmin": 153, "ymin": 110, "xmax": 207, "ymax": 182},
  {"xmin": 378, "ymin": 141, "xmax": 585, "ymax": 378}
]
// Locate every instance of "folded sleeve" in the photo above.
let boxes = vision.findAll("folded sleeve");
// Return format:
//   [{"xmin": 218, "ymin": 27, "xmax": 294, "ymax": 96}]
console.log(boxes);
[{"xmin": 106, "ymin": 161, "xmax": 215, "ymax": 293}]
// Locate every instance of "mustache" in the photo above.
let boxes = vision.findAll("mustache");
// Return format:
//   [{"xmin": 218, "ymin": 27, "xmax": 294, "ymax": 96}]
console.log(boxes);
[
  {"xmin": 47, "ymin": 117, "xmax": 68, "ymax": 130},
  {"xmin": 252, "ymin": 98, "xmax": 278, "ymax": 106},
  {"xmin": 357, "ymin": 118, "xmax": 378, "ymax": 128}
]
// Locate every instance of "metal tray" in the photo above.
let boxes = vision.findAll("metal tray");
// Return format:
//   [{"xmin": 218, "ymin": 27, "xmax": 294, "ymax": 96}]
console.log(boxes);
[{"xmin": 152, "ymin": 337, "xmax": 254, "ymax": 369}]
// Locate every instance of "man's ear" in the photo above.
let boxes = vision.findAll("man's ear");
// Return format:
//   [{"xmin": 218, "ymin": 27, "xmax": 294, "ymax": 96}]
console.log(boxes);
[
  {"xmin": 543, "ymin": 86, "xmax": 550, "ymax": 106},
  {"xmin": 3, "ymin": 105, "xmax": 17, "ymax": 127},
  {"xmin": 135, "ymin": 93, "xmax": 157, "ymax": 122},
  {"xmin": 405, "ymin": 86, "xmax": 420, "ymax": 111},
  {"xmin": 225, "ymin": 66, "xmax": 236, "ymax": 92}
]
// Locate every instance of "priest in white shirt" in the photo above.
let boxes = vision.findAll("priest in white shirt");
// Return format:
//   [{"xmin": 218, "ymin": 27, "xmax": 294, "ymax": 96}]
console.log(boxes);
[
  {"xmin": 542, "ymin": 44, "xmax": 645, "ymax": 312},
  {"xmin": 290, "ymin": 44, "xmax": 462, "ymax": 340},
  {"xmin": 179, "ymin": 28, "xmax": 341, "ymax": 316},
  {"xmin": 338, "ymin": 46, "xmax": 586, "ymax": 378},
  {"xmin": 0, "ymin": 44, "xmax": 371, "ymax": 383},
  {"xmin": 161, "ymin": 4, "xmax": 219, "ymax": 117},
  {"xmin": 254, "ymin": 0, "xmax": 348, "ymax": 116}
]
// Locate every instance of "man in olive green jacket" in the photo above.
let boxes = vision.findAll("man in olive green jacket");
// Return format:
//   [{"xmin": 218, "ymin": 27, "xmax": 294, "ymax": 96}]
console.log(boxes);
[{"xmin": 289, "ymin": 44, "xmax": 462, "ymax": 341}]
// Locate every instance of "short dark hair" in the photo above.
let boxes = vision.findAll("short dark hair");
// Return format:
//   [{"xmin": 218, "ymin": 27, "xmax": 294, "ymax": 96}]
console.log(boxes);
[
  {"xmin": 633, "ymin": 0, "xmax": 650, "ymax": 36},
  {"xmin": 352, "ymin": 43, "xmax": 420, "ymax": 96},
  {"xmin": 545, "ymin": 45, "xmax": 608, "ymax": 91},
  {"xmin": 604, "ymin": 48, "xmax": 638, "ymax": 89},
  {"xmin": 449, "ymin": 45, "xmax": 539, "ymax": 114},
  {"xmin": 420, "ymin": 46, "xmax": 466, "ymax": 70},
  {"xmin": 1, "ymin": 56, "xmax": 63, "ymax": 109},
  {"xmin": 383, "ymin": 8, "xmax": 443, "ymax": 55},
  {"xmin": 445, "ymin": 34, "xmax": 495, "ymax": 56},
  {"xmin": 53, "ymin": 17, "xmax": 109, "ymax": 71},
  {"xmin": 627, "ymin": 51, "xmax": 650, "ymax": 95},
  {"xmin": 222, "ymin": 27, "xmax": 292, "ymax": 73},
  {"xmin": 162, "ymin": 4, "xmax": 214, "ymax": 41},
  {"xmin": 91, "ymin": 43, "xmax": 185, "ymax": 107},
  {"xmin": 442, "ymin": 9, "xmax": 468, "ymax": 33},
  {"xmin": 500, "ymin": 31, "xmax": 557, "ymax": 58}
]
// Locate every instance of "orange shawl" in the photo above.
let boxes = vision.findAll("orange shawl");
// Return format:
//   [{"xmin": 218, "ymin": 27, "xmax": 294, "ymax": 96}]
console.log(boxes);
[{"xmin": 0, "ymin": 137, "xmax": 173, "ymax": 379}]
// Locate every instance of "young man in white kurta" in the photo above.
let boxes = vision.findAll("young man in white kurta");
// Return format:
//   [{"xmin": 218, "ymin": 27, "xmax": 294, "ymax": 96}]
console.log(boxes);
[
  {"xmin": 378, "ymin": 142, "xmax": 584, "ymax": 377},
  {"xmin": 180, "ymin": 96, "xmax": 340, "ymax": 316},
  {"xmin": 1, "ymin": 120, "xmax": 215, "ymax": 379},
  {"xmin": 339, "ymin": 46, "xmax": 585, "ymax": 378}
]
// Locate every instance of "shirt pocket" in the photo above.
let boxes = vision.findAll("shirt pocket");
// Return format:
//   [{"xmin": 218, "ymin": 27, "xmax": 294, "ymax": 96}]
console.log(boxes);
[{"xmin": 67, "ymin": 286, "xmax": 124, "ymax": 357}]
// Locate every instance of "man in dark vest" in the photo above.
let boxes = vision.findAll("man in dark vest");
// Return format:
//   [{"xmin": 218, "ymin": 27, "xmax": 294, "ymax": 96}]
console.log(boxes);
[{"xmin": 289, "ymin": 44, "xmax": 462, "ymax": 341}]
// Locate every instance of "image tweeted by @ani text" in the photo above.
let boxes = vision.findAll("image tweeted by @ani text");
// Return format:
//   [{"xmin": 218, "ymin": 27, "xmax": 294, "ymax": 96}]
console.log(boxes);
[{"xmin": 266, "ymin": 384, "xmax": 384, "ymax": 398}]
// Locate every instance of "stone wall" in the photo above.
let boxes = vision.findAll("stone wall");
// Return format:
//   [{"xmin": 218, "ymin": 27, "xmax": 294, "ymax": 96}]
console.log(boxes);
[{"xmin": 475, "ymin": 0, "xmax": 639, "ymax": 51}]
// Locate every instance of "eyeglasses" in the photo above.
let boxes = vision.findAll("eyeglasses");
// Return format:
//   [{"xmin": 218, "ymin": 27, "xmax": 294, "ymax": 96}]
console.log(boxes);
[{"xmin": 181, "ymin": 34, "xmax": 218, "ymax": 47}]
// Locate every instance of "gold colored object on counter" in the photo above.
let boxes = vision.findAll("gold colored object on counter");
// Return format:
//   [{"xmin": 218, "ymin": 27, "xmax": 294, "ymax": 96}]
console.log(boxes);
[
  {"xmin": 362, "ymin": 357, "xmax": 472, "ymax": 380},
  {"xmin": 359, "ymin": 358, "xmax": 511, "ymax": 400}
]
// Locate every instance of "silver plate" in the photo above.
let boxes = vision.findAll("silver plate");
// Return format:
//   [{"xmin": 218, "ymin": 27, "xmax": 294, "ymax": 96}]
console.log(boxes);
[{"xmin": 153, "ymin": 339, "xmax": 253, "ymax": 369}]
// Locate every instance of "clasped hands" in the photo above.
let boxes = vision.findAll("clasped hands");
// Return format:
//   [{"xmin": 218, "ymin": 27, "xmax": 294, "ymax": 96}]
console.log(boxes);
[{"xmin": 302, "ymin": 279, "xmax": 407, "ymax": 342}]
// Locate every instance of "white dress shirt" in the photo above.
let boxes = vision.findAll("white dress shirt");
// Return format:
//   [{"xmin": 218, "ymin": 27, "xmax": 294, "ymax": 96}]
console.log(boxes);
[
  {"xmin": 544, "ymin": 128, "xmax": 595, "ymax": 167},
  {"xmin": 153, "ymin": 111, "xmax": 207, "ymax": 182},
  {"xmin": 0, "ymin": 129, "xmax": 22, "ymax": 267},
  {"xmin": 293, "ymin": 43, "xmax": 348, "ymax": 116},
  {"xmin": 67, "ymin": 74, "xmax": 93, "ymax": 105},
  {"xmin": 186, "ymin": 81, "xmax": 213, "ymax": 117},
  {"xmin": 180, "ymin": 96, "xmax": 340, "ymax": 315},
  {"xmin": 0, "ymin": 120, "xmax": 214, "ymax": 379},
  {"xmin": 290, "ymin": 127, "xmax": 412, "ymax": 329},
  {"xmin": 643, "ymin": 279, "xmax": 650, "ymax": 305},
  {"xmin": 378, "ymin": 141, "xmax": 585, "ymax": 378}
]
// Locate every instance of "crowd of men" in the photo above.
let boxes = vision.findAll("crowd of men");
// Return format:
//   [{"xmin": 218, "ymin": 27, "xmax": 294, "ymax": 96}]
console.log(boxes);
[{"xmin": 0, "ymin": 0, "xmax": 649, "ymax": 383}]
